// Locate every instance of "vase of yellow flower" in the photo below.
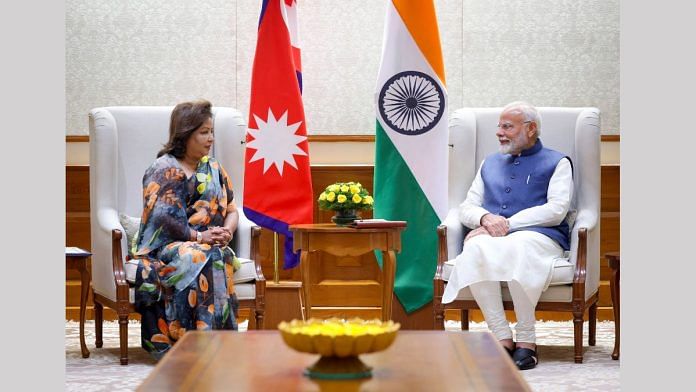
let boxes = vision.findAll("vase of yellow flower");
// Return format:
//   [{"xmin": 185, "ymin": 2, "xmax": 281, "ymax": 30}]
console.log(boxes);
[{"xmin": 318, "ymin": 182, "xmax": 374, "ymax": 226}]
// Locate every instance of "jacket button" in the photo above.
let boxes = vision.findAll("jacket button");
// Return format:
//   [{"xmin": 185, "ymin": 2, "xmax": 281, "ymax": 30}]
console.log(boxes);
[
  {"xmin": 505, "ymin": 187, "xmax": 511, "ymax": 193},
  {"xmin": 511, "ymin": 175, "xmax": 516, "ymax": 179},
  {"xmin": 513, "ymin": 160, "xmax": 520, "ymax": 165},
  {"xmin": 502, "ymin": 204, "xmax": 507, "ymax": 209}
]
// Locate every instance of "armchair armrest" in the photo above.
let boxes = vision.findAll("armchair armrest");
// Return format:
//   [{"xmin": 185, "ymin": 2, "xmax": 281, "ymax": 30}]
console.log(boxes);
[
  {"xmin": 442, "ymin": 208, "xmax": 465, "ymax": 260},
  {"xmin": 111, "ymin": 229, "xmax": 132, "ymax": 306},
  {"xmin": 233, "ymin": 211, "xmax": 254, "ymax": 259},
  {"xmin": 434, "ymin": 225, "xmax": 448, "ymax": 282},
  {"xmin": 250, "ymin": 226, "xmax": 265, "ymax": 282}
]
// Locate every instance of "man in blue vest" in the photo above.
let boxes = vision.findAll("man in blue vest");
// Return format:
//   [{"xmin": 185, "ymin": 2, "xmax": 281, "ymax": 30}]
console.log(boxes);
[{"xmin": 441, "ymin": 101, "xmax": 574, "ymax": 370}]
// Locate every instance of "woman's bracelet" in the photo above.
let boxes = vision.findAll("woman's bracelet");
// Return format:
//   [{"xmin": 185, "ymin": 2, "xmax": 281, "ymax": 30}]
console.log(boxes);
[{"xmin": 196, "ymin": 231, "xmax": 203, "ymax": 243}]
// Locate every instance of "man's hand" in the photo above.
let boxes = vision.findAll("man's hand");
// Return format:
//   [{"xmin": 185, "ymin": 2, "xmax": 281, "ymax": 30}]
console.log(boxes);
[
  {"xmin": 465, "ymin": 226, "xmax": 490, "ymax": 242},
  {"xmin": 480, "ymin": 213, "xmax": 509, "ymax": 237}
]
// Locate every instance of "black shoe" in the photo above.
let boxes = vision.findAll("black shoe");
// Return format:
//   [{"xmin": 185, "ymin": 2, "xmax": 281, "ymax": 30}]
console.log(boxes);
[{"xmin": 513, "ymin": 347, "xmax": 538, "ymax": 370}]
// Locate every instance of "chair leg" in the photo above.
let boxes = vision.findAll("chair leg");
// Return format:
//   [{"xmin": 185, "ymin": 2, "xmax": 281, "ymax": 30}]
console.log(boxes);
[
  {"xmin": 118, "ymin": 314, "xmax": 129, "ymax": 365},
  {"xmin": 460, "ymin": 310, "xmax": 469, "ymax": 331},
  {"xmin": 94, "ymin": 300, "xmax": 103, "ymax": 348},
  {"xmin": 572, "ymin": 311, "xmax": 584, "ymax": 363},
  {"xmin": 589, "ymin": 303, "xmax": 597, "ymax": 346},
  {"xmin": 255, "ymin": 308, "xmax": 265, "ymax": 330},
  {"xmin": 433, "ymin": 302, "xmax": 445, "ymax": 330}
]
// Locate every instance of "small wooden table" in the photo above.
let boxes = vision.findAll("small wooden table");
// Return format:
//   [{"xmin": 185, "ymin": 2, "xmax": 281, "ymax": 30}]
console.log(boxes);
[
  {"xmin": 137, "ymin": 330, "xmax": 532, "ymax": 391},
  {"xmin": 289, "ymin": 224, "xmax": 404, "ymax": 321},
  {"xmin": 605, "ymin": 252, "xmax": 620, "ymax": 360},
  {"xmin": 66, "ymin": 246, "xmax": 92, "ymax": 358}
]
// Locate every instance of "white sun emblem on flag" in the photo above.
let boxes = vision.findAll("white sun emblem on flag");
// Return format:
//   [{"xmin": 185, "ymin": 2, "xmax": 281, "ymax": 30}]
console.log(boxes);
[{"xmin": 247, "ymin": 108, "xmax": 308, "ymax": 175}]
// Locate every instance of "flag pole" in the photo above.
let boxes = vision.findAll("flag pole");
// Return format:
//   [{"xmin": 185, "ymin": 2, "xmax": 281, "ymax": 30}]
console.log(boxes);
[{"xmin": 273, "ymin": 232, "xmax": 280, "ymax": 284}]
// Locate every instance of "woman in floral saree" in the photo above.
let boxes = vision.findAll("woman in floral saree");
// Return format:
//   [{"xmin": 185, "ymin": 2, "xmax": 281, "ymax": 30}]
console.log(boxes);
[{"xmin": 132, "ymin": 100, "xmax": 241, "ymax": 360}]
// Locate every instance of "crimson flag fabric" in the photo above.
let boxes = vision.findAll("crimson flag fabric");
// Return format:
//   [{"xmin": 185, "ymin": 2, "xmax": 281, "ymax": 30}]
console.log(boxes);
[{"xmin": 243, "ymin": 0, "xmax": 313, "ymax": 269}]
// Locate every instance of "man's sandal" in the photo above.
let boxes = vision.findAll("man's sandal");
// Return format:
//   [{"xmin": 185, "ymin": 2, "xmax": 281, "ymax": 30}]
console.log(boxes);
[{"xmin": 513, "ymin": 347, "xmax": 538, "ymax": 370}]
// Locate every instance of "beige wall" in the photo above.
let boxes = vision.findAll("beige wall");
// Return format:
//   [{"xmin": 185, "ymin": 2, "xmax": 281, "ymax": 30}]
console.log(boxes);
[{"xmin": 66, "ymin": 0, "xmax": 619, "ymax": 137}]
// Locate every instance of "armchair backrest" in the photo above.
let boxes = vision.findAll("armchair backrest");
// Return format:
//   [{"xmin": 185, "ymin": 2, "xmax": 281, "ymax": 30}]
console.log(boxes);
[
  {"xmin": 448, "ymin": 107, "xmax": 601, "ymax": 298},
  {"xmin": 89, "ymin": 106, "xmax": 247, "ymax": 301}
]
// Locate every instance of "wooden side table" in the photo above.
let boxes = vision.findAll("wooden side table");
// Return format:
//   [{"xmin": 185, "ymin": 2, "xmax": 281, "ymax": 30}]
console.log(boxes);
[
  {"xmin": 289, "ymin": 224, "xmax": 404, "ymax": 321},
  {"xmin": 605, "ymin": 252, "xmax": 620, "ymax": 360},
  {"xmin": 66, "ymin": 246, "xmax": 92, "ymax": 358}
]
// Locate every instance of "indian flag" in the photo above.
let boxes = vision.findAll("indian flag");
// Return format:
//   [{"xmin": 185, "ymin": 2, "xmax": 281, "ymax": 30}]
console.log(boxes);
[{"xmin": 374, "ymin": 0, "xmax": 448, "ymax": 313}]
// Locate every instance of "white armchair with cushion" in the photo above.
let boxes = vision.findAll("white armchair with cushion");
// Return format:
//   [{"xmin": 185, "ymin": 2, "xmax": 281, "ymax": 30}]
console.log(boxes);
[
  {"xmin": 433, "ymin": 107, "xmax": 600, "ymax": 363},
  {"xmin": 89, "ymin": 106, "xmax": 265, "ymax": 365}
]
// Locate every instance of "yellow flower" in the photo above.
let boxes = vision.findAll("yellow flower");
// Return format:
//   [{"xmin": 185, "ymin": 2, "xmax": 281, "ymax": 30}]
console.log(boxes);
[
  {"xmin": 318, "ymin": 192, "xmax": 327, "ymax": 201},
  {"xmin": 201, "ymin": 156, "xmax": 209, "ymax": 163},
  {"xmin": 327, "ymin": 192, "xmax": 336, "ymax": 202},
  {"xmin": 337, "ymin": 194, "xmax": 347, "ymax": 203},
  {"xmin": 363, "ymin": 196, "xmax": 374, "ymax": 205},
  {"xmin": 349, "ymin": 185, "xmax": 360, "ymax": 194},
  {"xmin": 352, "ymin": 194, "xmax": 362, "ymax": 203},
  {"xmin": 328, "ymin": 184, "xmax": 340, "ymax": 193},
  {"xmin": 340, "ymin": 185, "xmax": 350, "ymax": 193},
  {"xmin": 197, "ymin": 183, "xmax": 206, "ymax": 194}
]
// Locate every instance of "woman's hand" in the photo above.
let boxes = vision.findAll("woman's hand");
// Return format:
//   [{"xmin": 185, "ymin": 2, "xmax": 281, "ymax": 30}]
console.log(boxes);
[{"xmin": 209, "ymin": 226, "xmax": 233, "ymax": 247}]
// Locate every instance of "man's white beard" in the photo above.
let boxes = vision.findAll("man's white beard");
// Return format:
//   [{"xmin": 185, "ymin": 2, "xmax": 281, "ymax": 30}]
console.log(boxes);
[
  {"xmin": 499, "ymin": 141, "xmax": 513, "ymax": 154},
  {"xmin": 499, "ymin": 134, "xmax": 528, "ymax": 155}
]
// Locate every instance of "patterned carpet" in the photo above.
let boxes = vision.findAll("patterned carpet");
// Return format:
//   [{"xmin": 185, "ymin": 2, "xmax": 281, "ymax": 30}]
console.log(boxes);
[{"xmin": 65, "ymin": 319, "xmax": 619, "ymax": 391}]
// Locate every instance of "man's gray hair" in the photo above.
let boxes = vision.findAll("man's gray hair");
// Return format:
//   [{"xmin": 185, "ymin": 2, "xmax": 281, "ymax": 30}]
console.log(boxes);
[{"xmin": 502, "ymin": 101, "xmax": 542, "ymax": 136}]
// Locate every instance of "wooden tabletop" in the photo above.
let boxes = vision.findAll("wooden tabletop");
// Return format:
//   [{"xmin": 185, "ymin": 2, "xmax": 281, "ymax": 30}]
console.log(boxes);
[
  {"xmin": 290, "ymin": 223, "xmax": 405, "ymax": 234},
  {"xmin": 137, "ymin": 330, "xmax": 531, "ymax": 391}
]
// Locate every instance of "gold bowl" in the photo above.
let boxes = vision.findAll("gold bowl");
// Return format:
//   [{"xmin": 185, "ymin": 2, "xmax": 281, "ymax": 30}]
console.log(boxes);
[{"xmin": 278, "ymin": 318, "xmax": 400, "ymax": 379}]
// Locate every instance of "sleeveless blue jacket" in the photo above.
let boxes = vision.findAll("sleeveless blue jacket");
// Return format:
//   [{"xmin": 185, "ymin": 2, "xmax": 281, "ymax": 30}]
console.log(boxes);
[{"xmin": 480, "ymin": 139, "xmax": 571, "ymax": 250}]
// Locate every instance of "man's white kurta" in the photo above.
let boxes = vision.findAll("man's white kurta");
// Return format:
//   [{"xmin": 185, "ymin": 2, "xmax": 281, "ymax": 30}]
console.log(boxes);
[{"xmin": 442, "ymin": 158, "xmax": 574, "ymax": 305}]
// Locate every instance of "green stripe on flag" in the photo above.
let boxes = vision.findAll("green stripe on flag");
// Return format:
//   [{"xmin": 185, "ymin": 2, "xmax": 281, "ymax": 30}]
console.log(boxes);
[{"xmin": 374, "ymin": 120, "xmax": 440, "ymax": 313}]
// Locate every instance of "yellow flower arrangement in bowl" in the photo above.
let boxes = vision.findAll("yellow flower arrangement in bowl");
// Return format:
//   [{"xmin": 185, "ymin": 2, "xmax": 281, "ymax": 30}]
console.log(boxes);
[
  {"xmin": 317, "ymin": 182, "xmax": 374, "ymax": 226},
  {"xmin": 278, "ymin": 317, "xmax": 400, "ymax": 379}
]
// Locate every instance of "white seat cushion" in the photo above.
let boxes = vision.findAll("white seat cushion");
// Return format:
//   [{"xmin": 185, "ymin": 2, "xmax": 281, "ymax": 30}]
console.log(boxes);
[
  {"xmin": 125, "ymin": 257, "xmax": 257, "ymax": 284},
  {"xmin": 129, "ymin": 282, "xmax": 256, "ymax": 303},
  {"xmin": 442, "ymin": 251, "xmax": 575, "ymax": 302}
]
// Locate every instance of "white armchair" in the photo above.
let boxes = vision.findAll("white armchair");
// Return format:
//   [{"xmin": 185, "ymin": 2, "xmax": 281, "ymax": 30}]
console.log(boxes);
[
  {"xmin": 89, "ymin": 106, "xmax": 265, "ymax": 365},
  {"xmin": 432, "ymin": 107, "xmax": 601, "ymax": 363}
]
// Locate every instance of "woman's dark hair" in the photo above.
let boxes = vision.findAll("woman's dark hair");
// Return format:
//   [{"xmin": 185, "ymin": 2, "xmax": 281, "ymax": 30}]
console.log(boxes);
[{"xmin": 157, "ymin": 99, "xmax": 213, "ymax": 158}]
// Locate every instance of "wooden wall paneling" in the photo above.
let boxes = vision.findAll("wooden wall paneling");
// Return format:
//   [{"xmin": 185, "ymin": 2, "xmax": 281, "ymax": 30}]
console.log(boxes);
[{"xmin": 66, "ymin": 166, "xmax": 95, "ymax": 319}]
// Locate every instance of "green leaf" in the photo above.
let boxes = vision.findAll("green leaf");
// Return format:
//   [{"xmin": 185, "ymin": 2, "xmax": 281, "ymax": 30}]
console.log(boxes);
[
  {"xmin": 213, "ymin": 260, "xmax": 225, "ymax": 270},
  {"xmin": 148, "ymin": 226, "xmax": 163, "ymax": 246},
  {"xmin": 144, "ymin": 340, "xmax": 156, "ymax": 350},
  {"xmin": 138, "ymin": 283, "xmax": 156, "ymax": 292},
  {"xmin": 222, "ymin": 302, "xmax": 230, "ymax": 324},
  {"xmin": 167, "ymin": 273, "xmax": 185, "ymax": 286}
]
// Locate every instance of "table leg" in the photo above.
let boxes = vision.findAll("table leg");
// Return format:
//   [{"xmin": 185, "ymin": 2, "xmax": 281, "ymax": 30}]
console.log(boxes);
[
  {"xmin": 299, "ymin": 250, "xmax": 311, "ymax": 319},
  {"xmin": 77, "ymin": 260, "xmax": 91, "ymax": 358},
  {"xmin": 610, "ymin": 265, "xmax": 620, "ymax": 360},
  {"xmin": 381, "ymin": 250, "xmax": 396, "ymax": 321}
]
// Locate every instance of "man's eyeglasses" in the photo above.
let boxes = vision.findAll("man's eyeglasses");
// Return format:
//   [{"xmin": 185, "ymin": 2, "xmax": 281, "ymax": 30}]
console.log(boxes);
[{"xmin": 497, "ymin": 121, "xmax": 531, "ymax": 131}]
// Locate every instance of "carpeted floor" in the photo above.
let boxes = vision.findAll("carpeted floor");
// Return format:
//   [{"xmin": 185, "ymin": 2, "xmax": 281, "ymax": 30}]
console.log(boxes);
[{"xmin": 65, "ymin": 319, "xmax": 619, "ymax": 391}]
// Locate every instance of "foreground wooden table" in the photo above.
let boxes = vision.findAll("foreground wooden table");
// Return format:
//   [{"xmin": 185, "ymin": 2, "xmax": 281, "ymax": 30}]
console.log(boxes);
[
  {"xmin": 289, "ymin": 224, "xmax": 404, "ymax": 321},
  {"xmin": 66, "ymin": 246, "xmax": 92, "ymax": 358},
  {"xmin": 137, "ymin": 330, "xmax": 531, "ymax": 391}
]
